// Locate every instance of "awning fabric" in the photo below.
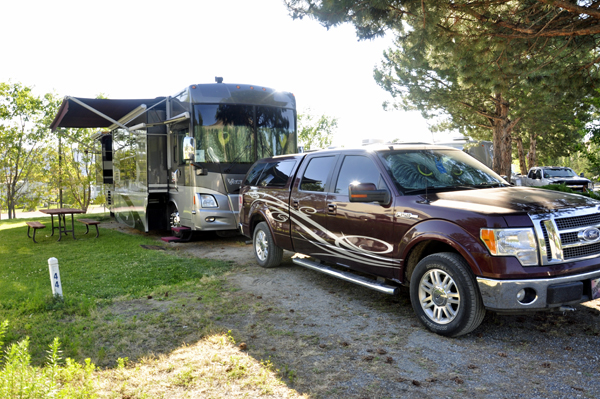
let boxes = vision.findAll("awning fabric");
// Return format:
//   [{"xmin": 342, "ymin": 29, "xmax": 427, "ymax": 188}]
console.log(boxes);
[{"xmin": 50, "ymin": 97, "xmax": 166, "ymax": 131}]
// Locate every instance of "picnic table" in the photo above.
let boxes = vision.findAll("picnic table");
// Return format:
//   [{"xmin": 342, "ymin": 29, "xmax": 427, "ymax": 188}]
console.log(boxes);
[{"xmin": 40, "ymin": 208, "xmax": 85, "ymax": 241}]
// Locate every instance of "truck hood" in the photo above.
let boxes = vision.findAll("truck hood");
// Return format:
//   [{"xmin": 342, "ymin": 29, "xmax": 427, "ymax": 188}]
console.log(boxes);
[{"xmin": 429, "ymin": 186, "xmax": 600, "ymax": 215}]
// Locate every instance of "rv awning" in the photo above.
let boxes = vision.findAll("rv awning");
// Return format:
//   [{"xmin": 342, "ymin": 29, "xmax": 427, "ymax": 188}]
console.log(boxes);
[{"xmin": 50, "ymin": 96, "xmax": 166, "ymax": 131}]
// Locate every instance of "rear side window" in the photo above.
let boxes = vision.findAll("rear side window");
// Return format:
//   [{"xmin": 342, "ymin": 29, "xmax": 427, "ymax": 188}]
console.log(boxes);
[
  {"xmin": 299, "ymin": 156, "xmax": 335, "ymax": 192},
  {"xmin": 256, "ymin": 160, "xmax": 296, "ymax": 187},
  {"xmin": 244, "ymin": 163, "xmax": 267, "ymax": 186}
]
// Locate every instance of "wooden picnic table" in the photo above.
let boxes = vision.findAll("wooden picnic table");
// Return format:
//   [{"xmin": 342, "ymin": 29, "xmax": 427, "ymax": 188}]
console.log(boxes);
[{"xmin": 40, "ymin": 208, "xmax": 86, "ymax": 241}]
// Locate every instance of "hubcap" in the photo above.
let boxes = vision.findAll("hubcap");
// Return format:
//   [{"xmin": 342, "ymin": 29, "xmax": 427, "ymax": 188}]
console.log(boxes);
[
  {"xmin": 255, "ymin": 230, "xmax": 268, "ymax": 261},
  {"xmin": 418, "ymin": 269, "xmax": 460, "ymax": 324},
  {"xmin": 170, "ymin": 211, "xmax": 181, "ymax": 229}
]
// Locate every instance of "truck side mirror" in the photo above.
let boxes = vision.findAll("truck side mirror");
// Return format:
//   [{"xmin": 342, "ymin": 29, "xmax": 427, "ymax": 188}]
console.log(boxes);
[
  {"xmin": 182, "ymin": 137, "xmax": 195, "ymax": 161},
  {"xmin": 348, "ymin": 183, "xmax": 390, "ymax": 204},
  {"xmin": 580, "ymin": 173, "xmax": 585, "ymax": 177}
]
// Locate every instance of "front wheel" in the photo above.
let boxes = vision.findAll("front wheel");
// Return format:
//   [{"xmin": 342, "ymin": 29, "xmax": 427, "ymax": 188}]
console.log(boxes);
[
  {"xmin": 253, "ymin": 222, "xmax": 283, "ymax": 268},
  {"xmin": 409, "ymin": 252, "xmax": 485, "ymax": 337}
]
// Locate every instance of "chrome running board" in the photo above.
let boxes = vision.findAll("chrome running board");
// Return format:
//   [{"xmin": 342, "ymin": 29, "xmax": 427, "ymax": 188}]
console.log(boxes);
[{"xmin": 292, "ymin": 258, "xmax": 398, "ymax": 295}]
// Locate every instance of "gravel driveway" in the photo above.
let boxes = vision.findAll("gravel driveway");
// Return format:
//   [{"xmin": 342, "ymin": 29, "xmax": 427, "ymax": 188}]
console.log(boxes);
[{"xmin": 106, "ymin": 221, "xmax": 600, "ymax": 398}]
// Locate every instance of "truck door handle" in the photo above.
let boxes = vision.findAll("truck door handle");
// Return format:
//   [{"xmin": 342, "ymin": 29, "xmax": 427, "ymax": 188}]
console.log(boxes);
[
  {"xmin": 292, "ymin": 200, "xmax": 299, "ymax": 210},
  {"xmin": 328, "ymin": 203, "xmax": 337, "ymax": 214}
]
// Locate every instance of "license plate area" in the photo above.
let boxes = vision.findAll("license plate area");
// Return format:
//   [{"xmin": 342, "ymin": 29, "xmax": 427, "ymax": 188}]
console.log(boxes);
[{"xmin": 592, "ymin": 277, "xmax": 600, "ymax": 300}]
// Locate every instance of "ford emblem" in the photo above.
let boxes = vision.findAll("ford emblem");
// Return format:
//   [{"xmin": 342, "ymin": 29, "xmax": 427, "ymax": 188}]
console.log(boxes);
[{"xmin": 579, "ymin": 227, "xmax": 600, "ymax": 242}]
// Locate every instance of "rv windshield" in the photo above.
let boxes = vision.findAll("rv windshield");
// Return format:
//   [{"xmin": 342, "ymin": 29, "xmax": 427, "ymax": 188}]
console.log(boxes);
[
  {"xmin": 377, "ymin": 148, "xmax": 507, "ymax": 194},
  {"xmin": 193, "ymin": 104, "xmax": 296, "ymax": 164}
]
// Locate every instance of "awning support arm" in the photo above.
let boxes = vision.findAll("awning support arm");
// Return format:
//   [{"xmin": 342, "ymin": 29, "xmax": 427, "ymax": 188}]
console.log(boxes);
[{"xmin": 67, "ymin": 96, "xmax": 130, "ymax": 131}]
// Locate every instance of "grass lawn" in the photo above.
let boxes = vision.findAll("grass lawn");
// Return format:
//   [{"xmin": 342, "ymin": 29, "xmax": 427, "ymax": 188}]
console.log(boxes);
[
  {"xmin": 0, "ymin": 214, "xmax": 234, "ymax": 364},
  {"xmin": 0, "ymin": 215, "xmax": 304, "ymax": 397}
]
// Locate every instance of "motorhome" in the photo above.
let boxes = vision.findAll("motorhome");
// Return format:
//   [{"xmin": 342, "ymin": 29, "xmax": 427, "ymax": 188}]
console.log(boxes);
[{"xmin": 50, "ymin": 79, "xmax": 297, "ymax": 239}]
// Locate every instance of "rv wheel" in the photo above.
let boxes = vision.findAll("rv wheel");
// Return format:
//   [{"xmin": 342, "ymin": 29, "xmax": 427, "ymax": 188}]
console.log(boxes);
[{"xmin": 169, "ymin": 205, "xmax": 181, "ymax": 231}]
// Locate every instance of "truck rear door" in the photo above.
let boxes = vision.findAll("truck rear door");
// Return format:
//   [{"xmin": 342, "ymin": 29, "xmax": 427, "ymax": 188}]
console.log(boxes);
[{"xmin": 289, "ymin": 153, "xmax": 339, "ymax": 261}]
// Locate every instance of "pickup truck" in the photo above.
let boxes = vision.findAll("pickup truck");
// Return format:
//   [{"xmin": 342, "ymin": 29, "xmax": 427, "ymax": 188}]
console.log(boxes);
[
  {"xmin": 519, "ymin": 166, "xmax": 591, "ymax": 192},
  {"xmin": 239, "ymin": 145, "xmax": 600, "ymax": 337}
]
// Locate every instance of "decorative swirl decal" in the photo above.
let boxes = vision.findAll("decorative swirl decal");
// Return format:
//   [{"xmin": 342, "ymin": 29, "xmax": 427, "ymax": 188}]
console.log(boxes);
[
  {"xmin": 248, "ymin": 191, "xmax": 399, "ymax": 268},
  {"xmin": 334, "ymin": 234, "xmax": 393, "ymax": 255},
  {"xmin": 270, "ymin": 210, "xmax": 289, "ymax": 222},
  {"xmin": 300, "ymin": 206, "xmax": 317, "ymax": 214}
]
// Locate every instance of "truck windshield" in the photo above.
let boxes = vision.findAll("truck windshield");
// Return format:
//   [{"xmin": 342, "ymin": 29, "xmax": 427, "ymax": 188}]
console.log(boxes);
[
  {"xmin": 193, "ymin": 104, "xmax": 296, "ymax": 164},
  {"xmin": 544, "ymin": 168, "xmax": 577, "ymax": 178},
  {"xmin": 378, "ymin": 148, "xmax": 507, "ymax": 194}
]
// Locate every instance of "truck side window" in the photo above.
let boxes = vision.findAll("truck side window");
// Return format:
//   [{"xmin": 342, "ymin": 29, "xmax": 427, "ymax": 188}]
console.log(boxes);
[
  {"xmin": 299, "ymin": 156, "xmax": 335, "ymax": 192},
  {"xmin": 535, "ymin": 170, "xmax": 542, "ymax": 179},
  {"xmin": 335, "ymin": 156, "xmax": 385, "ymax": 195},
  {"xmin": 257, "ymin": 160, "xmax": 296, "ymax": 187},
  {"xmin": 244, "ymin": 163, "xmax": 267, "ymax": 186}
]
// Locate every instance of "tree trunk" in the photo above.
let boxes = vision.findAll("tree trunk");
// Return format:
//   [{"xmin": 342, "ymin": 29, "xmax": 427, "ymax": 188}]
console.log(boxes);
[
  {"xmin": 491, "ymin": 93, "xmax": 518, "ymax": 181},
  {"xmin": 515, "ymin": 137, "xmax": 528, "ymax": 175},
  {"xmin": 527, "ymin": 133, "xmax": 537, "ymax": 170}
]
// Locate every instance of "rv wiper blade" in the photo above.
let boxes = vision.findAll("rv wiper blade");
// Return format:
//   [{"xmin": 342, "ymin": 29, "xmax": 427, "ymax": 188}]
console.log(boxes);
[{"xmin": 224, "ymin": 145, "xmax": 252, "ymax": 173}]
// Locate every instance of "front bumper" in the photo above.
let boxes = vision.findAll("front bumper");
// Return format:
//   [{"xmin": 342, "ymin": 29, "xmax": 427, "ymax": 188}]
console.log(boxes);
[{"xmin": 477, "ymin": 269, "xmax": 600, "ymax": 311}]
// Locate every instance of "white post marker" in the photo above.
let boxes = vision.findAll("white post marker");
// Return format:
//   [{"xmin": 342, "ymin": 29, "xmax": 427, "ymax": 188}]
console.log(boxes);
[{"xmin": 48, "ymin": 257, "xmax": 63, "ymax": 298}]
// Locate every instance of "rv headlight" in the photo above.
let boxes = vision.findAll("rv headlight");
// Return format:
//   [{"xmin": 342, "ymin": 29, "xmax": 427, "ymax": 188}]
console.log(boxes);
[
  {"xmin": 200, "ymin": 194, "xmax": 218, "ymax": 208},
  {"xmin": 480, "ymin": 228, "xmax": 538, "ymax": 266}
]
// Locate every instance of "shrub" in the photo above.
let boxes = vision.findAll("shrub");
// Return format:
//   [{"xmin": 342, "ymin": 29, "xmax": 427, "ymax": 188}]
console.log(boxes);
[{"xmin": 0, "ymin": 320, "xmax": 97, "ymax": 398}]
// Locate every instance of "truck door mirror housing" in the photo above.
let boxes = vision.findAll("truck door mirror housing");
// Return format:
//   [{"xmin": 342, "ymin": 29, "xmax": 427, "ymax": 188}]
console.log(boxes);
[
  {"xmin": 348, "ymin": 183, "xmax": 390, "ymax": 204},
  {"xmin": 182, "ymin": 137, "xmax": 195, "ymax": 161}
]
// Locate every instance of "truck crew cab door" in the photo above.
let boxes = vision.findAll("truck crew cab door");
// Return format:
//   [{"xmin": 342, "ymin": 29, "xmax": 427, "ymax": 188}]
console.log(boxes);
[
  {"xmin": 289, "ymin": 153, "xmax": 339, "ymax": 262},
  {"xmin": 325, "ymin": 153, "xmax": 398, "ymax": 278}
]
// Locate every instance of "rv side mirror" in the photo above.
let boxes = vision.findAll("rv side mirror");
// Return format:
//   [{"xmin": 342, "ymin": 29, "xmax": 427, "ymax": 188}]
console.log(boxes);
[
  {"xmin": 182, "ymin": 137, "xmax": 195, "ymax": 161},
  {"xmin": 348, "ymin": 183, "xmax": 390, "ymax": 204},
  {"xmin": 191, "ymin": 162, "xmax": 208, "ymax": 176}
]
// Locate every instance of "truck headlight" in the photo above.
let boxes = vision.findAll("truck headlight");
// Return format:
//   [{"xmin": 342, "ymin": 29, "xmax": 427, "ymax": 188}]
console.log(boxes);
[
  {"xmin": 200, "ymin": 194, "xmax": 218, "ymax": 208},
  {"xmin": 480, "ymin": 228, "xmax": 538, "ymax": 266}
]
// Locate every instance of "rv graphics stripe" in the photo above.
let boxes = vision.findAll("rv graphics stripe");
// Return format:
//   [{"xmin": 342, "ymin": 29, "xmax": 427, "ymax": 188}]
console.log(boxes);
[{"xmin": 249, "ymin": 191, "xmax": 399, "ymax": 269}]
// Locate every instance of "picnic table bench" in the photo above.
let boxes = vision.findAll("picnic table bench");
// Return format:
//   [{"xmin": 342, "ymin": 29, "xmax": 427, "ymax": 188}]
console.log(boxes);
[
  {"xmin": 26, "ymin": 221, "xmax": 46, "ymax": 243},
  {"xmin": 77, "ymin": 219, "xmax": 100, "ymax": 238}
]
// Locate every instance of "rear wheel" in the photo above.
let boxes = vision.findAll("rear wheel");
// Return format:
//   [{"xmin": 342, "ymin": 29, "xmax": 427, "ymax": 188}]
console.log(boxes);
[
  {"xmin": 409, "ymin": 252, "xmax": 485, "ymax": 337},
  {"xmin": 169, "ymin": 205, "xmax": 180, "ymax": 231},
  {"xmin": 253, "ymin": 222, "xmax": 283, "ymax": 268}
]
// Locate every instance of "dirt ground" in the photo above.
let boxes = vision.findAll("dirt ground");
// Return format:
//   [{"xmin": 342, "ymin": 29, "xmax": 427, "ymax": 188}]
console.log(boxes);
[{"xmin": 101, "ymin": 220, "xmax": 600, "ymax": 399}]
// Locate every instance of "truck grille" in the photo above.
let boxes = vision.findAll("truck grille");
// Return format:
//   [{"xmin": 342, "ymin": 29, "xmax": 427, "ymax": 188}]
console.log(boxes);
[
  {"xmin": 555, "ymin": 214, "xmax": 600, "ymax": 230},
  {"xmin": 537, "ymin": 211, "xmax": 600, "ymax": 264}
]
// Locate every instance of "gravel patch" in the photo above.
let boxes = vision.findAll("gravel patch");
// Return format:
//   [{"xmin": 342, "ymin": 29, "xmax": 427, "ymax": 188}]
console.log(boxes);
[{"xmin": 102, "ymin": 223, "xmax": 600, "ymax": 398}]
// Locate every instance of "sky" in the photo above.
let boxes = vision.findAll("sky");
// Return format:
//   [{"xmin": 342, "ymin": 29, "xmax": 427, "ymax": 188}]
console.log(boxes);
[{"xmin": 1, "ymin": 0, "xmax": 459, "ymax": 146}]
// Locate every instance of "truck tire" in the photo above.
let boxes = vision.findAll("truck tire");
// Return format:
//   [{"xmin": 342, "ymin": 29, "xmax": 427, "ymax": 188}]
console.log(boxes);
[
  {"xmin": 253, "ymin": 222, "xmax": 283, "ymax": 268},
  {"xmin": 409, "ymin": 252, "xmax": 486, "ymax": 337}
]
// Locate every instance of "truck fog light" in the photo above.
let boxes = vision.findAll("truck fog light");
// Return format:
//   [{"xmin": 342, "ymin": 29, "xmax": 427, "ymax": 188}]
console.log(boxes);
[
  {"xmin": 206, "ymin": 217, "xmax": 216, "ymax": 222},
  {"xmin": 516, "ymin": 287, "xmax": 537, "ymax": 304}
]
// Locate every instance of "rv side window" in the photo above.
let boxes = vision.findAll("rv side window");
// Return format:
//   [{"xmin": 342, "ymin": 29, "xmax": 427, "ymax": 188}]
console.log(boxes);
[{"xmin": 257, "ymin": 160, "xmax": 296, "ymax": 187}]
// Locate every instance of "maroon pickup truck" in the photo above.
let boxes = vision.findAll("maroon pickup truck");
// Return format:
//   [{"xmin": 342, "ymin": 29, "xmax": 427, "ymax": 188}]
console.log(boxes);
[{"xmin": 239, "ymin": 144, "xmax": 600, "ymax": 336}]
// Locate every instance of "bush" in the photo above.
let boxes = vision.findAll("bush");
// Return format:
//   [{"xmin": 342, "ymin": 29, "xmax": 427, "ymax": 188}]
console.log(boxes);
[
  {"xmin": 0, "ymin": 320, "xmax": 97, "ymax": 398},
  {"xmin": 540, "ymin": 184, "xmax": 600, "ymax": 200}
]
